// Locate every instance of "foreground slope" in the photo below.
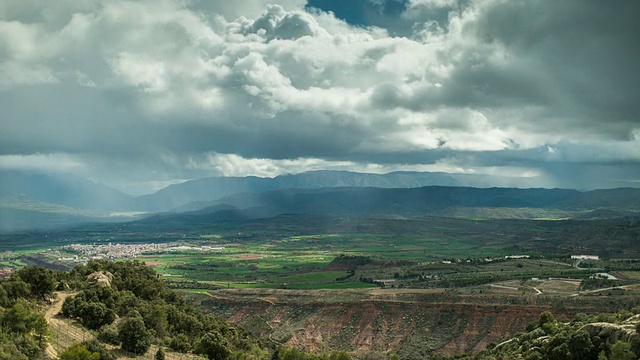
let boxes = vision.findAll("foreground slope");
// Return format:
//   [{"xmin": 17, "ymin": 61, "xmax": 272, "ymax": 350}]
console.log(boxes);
[{"xmin": 200, "ymin": 286, "xmax": 640, "ymax": 359}]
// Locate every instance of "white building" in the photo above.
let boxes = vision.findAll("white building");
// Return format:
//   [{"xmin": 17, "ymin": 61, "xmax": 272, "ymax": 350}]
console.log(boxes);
[{"xmin": 571, "ymin": 254, "xmax": 600, "ymax": 260}]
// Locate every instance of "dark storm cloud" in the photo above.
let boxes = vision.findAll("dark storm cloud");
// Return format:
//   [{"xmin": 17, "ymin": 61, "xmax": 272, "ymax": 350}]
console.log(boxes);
[
  {"xmin": 0, "ymin": 0, "xmax": 639, "ymax": 193},
  {"xmin": 458, "ymin": 0, "xmax": 640, "ymax": 126}
]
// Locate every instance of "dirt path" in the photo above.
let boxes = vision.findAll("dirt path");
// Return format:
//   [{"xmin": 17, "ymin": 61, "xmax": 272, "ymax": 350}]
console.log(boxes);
[
  {"xmin": 44, "ymin": 292, "xmax": 73, "ymax": 321},
  {"xmin": 44, "ymin": 292, "xmax": 77, "ymax": 359},
  {"xmin": 44, "ymin": 292, "xmax": 75, "ymax": 359},
  {"xmin": 570, "ymin": 284, "xmax": 640, "ymax": 297}
]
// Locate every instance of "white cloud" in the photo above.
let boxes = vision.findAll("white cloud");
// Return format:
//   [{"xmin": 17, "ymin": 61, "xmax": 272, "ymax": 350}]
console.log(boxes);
[
  {"xmin": 0, "ymin": 153, "xmax": 85, "ymax": 171},
  {"xmin": 1, "ymin": 0, "xmax": 639, "ymax": 191}
]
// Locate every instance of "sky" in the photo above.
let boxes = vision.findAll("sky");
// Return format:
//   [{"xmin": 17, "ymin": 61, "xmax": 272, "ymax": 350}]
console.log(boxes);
[{"xmin": 1, "ymin": 0, "xmax": 639, "ymax": 195}]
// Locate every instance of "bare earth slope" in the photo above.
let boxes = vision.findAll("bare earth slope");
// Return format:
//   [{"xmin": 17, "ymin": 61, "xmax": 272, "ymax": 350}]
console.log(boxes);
[{"xmin": 199, "ymin": 288, "xmax": 627, "ymax": 359}]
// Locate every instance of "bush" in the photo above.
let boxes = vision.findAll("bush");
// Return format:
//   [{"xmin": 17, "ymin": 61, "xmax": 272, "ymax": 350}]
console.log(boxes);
[
  {"xmin": 538, "ymin": 311, "xmax": 555, "ymax": 327},
  {"xmin": 58, "ymin": 343, "xmax": 100, "ymax": 360},
  {"xmin": 610, "ymin": 340, "xmax": 635, "ymax": 360},
  {"xmin": 97, "ymin": 324, "xmax": 120, "ymax": 346},
  {"xmin": 118, "ymin": 316, "xmax": 151, "ymax": 355},
  {"xmin": 155, "ymin": 347, "xmax": 166, "ymax": 360},
  {"xmin": 78, "ymin": 302, "xmax": 116, "ymax": 330},
  {"xmin": 197, "ymin": 331, "xmax": 230, "ymax": 360},
  {"xmin": 169, "ymin": 333, "xmax": 192, "ymax": 353},
  {"xmin": 81, "ymin": 340, "xmax": 116, "ymax": 360},
  {"xmin": 0, "ymin": 340, "xmax": 27, "ymax": 360}
]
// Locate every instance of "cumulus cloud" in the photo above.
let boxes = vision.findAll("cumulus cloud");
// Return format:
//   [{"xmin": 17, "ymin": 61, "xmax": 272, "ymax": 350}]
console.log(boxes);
[{"xmin": 1, "ymin": 0, "xmax": 639, "ymax": 193}]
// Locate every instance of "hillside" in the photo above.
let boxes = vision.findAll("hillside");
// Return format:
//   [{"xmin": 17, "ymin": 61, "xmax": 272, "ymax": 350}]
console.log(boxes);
[
  {"xmin": 134, "ymin": 170, "xmax": 552, "ymax": 212},
  {"xmin": 3, "ymin": 169, "xmax": 640, "ymax": 233},
  {"xmin": 199, "ymin": 186, "xmax": 582, "ymax": 214},
  {"xmin": 459, "ymin": 310, "xmax": 640, "ymax": 360},
  {"xmin": 146, "ymin": 186, "xmax": 640, "ymax": 224},
  {"xmin": 0, "ymin": 170, "xmax": 134, "ymax": 211},
  {"xmin": 0, "ymin": 192, "xmax": 142, "ymax": 232},
  {"xmin": 199, "ymin": 287, "xmax": 640, "ymax": 359},
  {"xmin": 0, "ymin": 261, "xmax": 353, "ymax": 360}
]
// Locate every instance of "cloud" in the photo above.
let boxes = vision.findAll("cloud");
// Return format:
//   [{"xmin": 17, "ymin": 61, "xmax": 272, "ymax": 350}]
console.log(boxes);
[{"xmin": 1, "ymin": 0, "xmax": 639, "ymax": 193}]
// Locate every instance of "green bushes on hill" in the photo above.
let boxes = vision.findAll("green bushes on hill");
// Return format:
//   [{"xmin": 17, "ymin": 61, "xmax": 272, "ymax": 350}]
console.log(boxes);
[
  {"xmin": 0, "ymin": 260, "xmax": 357, "ymax": 359},
  {"xmin": 55, "ymin": 259, "xmax": 353, "ymax": 360},
  {"xmin": 459, "ymin": 309, "xmax": 640, "ymax": 360},
  {"xmin": 0, "ymin": 298, "xmax": 48, "ymax": 359}
]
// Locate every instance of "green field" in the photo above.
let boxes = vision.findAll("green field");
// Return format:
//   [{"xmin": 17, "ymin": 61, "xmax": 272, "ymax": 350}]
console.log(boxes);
[
  {"xmin": 7, "ymin": 213, "xmax": 640, "ymax": 291},
  {"xmin": 125, "ymin": 230, "xmax": 520, "ymax": 290}
]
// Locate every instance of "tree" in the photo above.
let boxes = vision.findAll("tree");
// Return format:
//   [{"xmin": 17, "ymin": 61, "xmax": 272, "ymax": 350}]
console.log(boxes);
[
  {"xmin": 0, "ymin": 340, "xmax": 27, "ymax": 360},
  {"xmin": 79, "ymin": 301, "xmax": 116, "ymax": 330},
  {"xmin": 0, "ymin": 284, "xmax": 8, "ymax": 307},
  {"xmin": 610, "ymin": 340, "xmax": 636, "ymax": 360},
  {"xmin": 2, "ymin": 280, "xmax": 31, "ymax": 303},
  {"xmin": 169, "ymin": 333, "xmax": 191, "ymax": 353},
  {"xmin": 567, "ymin": 330, "xmax": 595, "ymax": 360},
  {"xmin": 329, "ymin": 351, "xmax": 352, "ymax": 360},
  {"xmin": 58, "ymin": 343, "xmax": 100, "ymax": 360},
  {"xmin": 538, "ymin": 311, "xmax": 556, "ymax": 334},
  {"xmin": 0, "ymin": 299, "xmax": 48, "ymax": 358},
  {"xmin": 81, "ymin": 339, "xmax": 116, "ymax": 360},
  {"xmin": 142, "ymin": 304, "xmax": 168, "ymax": 338},
  {"xmin": 0, "ymin": 299, "xmax": 48, "ymax": 337},
  {"xmin": 155, "ymin": 347, "xmax": 166, "ymax": 360},
  {"xmin": 538, "ymin": 311, "xmax": 555, "ymax": 327},
  {"xmin": 11, "ymin": 333, "xmax": 44, "ymax": 359},
  {"xmin": 118, "ymin": 316, "xmax": 151, "ymax": 355},
  {"xmin": 197, "ymin": 331, "xmax": 230, "ymax": 360},
  {"xmin": 14, "ymin": 266, "xmax": 56, "ymax": 300},
  {"xmin": 97, "ymin": 324, "xmax": 120, "ymax": 346}
]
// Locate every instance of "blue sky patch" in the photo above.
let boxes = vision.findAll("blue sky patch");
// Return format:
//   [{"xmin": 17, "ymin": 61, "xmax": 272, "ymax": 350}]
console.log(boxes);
[{"xmin": 306, "ymin": 0, "xmax": 409, "ymax": 30}]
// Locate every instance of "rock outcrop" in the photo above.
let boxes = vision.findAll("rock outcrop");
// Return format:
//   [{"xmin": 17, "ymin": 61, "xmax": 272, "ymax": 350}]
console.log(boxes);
[{"xmin": 86, "ymin": 271, "xmax": 114, "ymax": 287}]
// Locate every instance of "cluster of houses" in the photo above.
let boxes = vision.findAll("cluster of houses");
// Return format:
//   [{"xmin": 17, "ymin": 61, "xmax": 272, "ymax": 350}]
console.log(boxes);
[
  {"xmin": 61, "ymin": 242, "xmax": 172, "ymax": 260},
  {"xmin": 58, "ymin": 242, "xmax": 228, "ymax": 263},
  {"xmin": 440, "ymin": 255, "xmax": 531, "ymax": 265}
]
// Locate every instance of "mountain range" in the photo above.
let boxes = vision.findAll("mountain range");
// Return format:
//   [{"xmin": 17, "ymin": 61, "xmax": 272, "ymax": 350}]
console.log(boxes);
[{"xmin": 1, "ymin": 169, "xmax": 640, "ymax": 232}]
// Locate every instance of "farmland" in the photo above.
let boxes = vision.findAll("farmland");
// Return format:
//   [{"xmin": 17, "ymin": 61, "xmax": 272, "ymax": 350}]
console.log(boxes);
[
  {"xmin": 4, "ymin": 213, "xmax": 640, "ymax": 357},
  {"xmin": 7, "ymin": 213, "xmax": 640, "ymax": 293}
]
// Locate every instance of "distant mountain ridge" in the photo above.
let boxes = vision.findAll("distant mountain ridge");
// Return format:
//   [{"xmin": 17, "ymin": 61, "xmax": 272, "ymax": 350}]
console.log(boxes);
[
  {"xmin": 135, "ymin": 170, "xmax": 548, "ymax": 211},
  {"xmin": 4, "ymin": 169, "xmax": 632, "ymax": 214},
  {"xmin": 144, "ymin": 186, "xmax": 640, "ymax": 226},
  {"xmin": 2, "ymin": 169, "xmax": 640, "ymax": 232},
  {"xmin": 0, "ymin": 170, "xmax": 135, "ymax": 210},
  {"xmin": 0, "ymin": 191, "xmax": 141, "ymax": 232}
]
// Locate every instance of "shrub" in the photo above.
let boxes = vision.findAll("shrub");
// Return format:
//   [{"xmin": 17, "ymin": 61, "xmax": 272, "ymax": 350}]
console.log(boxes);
[
  {"xmin": 118, "ymin": 316, "xmax": 151, "ymax": 355},
  {"xmin": 58, "ymin": 343, "xmax": 100, "ymax": 360},
  {"xmin": 169, "ymin": 333, "xmax": 192, "ymax": 353},
  {"xmin": 155, "ymin": 347, "xmax": 166, "ymax": 360},
  {"xmin": 81, "ymin": 340, "xmax": 116, "ymax": 360},
  {"xmin": 97, "ymin": 324, "xmax": 120, "ymax": 346}
]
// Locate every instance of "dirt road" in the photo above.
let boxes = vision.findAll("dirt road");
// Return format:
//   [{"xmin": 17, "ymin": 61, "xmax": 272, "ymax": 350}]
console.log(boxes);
[{"xmin": 44, "ymin": 292, "xmax": 75, "ymax": 359}]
